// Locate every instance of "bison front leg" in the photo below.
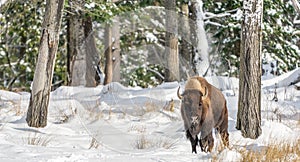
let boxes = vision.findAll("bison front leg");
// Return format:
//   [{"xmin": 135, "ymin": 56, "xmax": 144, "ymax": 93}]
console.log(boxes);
[
  {"xmin": 186, "ymin": 130, "xmax": 199, "ymax": 153},
  {"xmin": 199, "ymin": 132, "xmax": 214, "ymax": 152}
]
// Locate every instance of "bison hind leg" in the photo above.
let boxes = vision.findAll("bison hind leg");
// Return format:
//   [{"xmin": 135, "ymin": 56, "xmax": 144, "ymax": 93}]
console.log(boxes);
[
  {"xmin": 216, "ymin": 122, "xmax": 229, "ymax": 148},
  {"xmin": 216, "ymin": 105, "xmax": 229, "ymax": 148}
]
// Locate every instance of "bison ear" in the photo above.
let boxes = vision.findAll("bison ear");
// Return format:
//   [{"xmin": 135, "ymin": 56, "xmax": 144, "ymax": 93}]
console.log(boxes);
[{"xmin": 202, "ymin": 87, "xmax": 208, "ymax": 99}]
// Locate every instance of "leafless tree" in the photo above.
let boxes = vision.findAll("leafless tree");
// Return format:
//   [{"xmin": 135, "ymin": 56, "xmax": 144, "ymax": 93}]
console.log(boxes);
[
  {"xmin": 26, "ymin": 0, "xmax": 65, "ymax": 127},
  {"xmin": 165, "ymin": 0, "xmax": 179, "ymax": 81}
]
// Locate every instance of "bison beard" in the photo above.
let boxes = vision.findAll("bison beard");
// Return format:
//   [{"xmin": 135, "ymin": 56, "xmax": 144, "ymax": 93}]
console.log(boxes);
[{"xmin": 179, "ymin": 76, "xmax": 229, "ymax": 153}]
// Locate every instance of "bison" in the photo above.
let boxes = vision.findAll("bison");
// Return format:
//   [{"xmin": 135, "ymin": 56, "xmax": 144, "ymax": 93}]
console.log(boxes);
[{"xmin": 177, "ymin": 76, "xmax": 229, "ymax": 153}]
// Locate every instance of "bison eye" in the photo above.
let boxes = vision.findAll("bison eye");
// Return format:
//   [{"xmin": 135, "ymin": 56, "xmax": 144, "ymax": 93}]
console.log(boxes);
[{"xmin": 199, "ymin": 102, "xmax": 202, "ymax": 107}]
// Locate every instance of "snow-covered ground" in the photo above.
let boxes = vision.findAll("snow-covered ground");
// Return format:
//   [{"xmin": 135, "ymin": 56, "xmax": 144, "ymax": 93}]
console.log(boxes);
[{"xmin": 0, "ymin": 69, "xmax": 299, "ymax": 162}]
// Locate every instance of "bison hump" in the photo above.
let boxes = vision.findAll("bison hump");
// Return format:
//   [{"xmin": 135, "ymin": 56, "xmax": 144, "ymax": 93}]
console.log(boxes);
[{"xmin": 185, "ymin": 78, "xmax": 203, "ymax": 92}]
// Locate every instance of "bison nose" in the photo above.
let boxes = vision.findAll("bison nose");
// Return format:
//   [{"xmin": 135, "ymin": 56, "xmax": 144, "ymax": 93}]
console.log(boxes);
[{"xmin": 191, "ymin": 116, "xmax": 199, "ymax": 125}]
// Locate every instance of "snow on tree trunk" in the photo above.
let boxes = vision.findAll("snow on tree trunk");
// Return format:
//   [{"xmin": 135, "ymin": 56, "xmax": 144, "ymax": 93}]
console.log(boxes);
[
  {"xmin": 190, "ymin": 0, "xmax": 209, "ymax": 77},
  {"xmin": 26, "ymin": 0, "xmax": 64, "ymax": 128},
  {"xmin": 165, "ymin": 0, "xmax": 179, "ymax": 81},
  {"xmin": 236, "ymin": 0, "xmax": 263, "ymax": 139},
  {"xmin": 67, "ymin": 0, "xmax": 98, "ymax": 87}
]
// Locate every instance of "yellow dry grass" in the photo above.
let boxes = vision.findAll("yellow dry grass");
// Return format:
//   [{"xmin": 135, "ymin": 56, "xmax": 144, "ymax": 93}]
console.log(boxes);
[{"xmin": 240, "ymin": 139, "xmax": 300, "ymax": 162}]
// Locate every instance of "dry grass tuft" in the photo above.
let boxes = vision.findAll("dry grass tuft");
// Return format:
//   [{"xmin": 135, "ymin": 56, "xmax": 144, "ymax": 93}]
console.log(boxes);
[
  {"xmin": 134, "ymin": 134, "xmax": 176, "ymax": 150},
  {"xmin": 87, "ymin": 103, "xmax": 104, "ymax": 121},
  {"xmin": 25, "ymin": 133, "xmax": 52, "ymax": 146},
  {"xmin": 89, "ymin": 137, "xmax": 100, "ymax": 149},
  {"xmin": 240, "ymin": 139, "xmax": 300, "ymax": 162},
  {"xmin": 128, "ymin": 124, "xmax": 146, "ymax": 133},
  {"xmin": 156, "ymin": 138, "xmax": 176, "ymax": 149},
  {"xmin": 135, "ymin": 134, "xmax": 150, "ymax": 149},
  {"xmin": 144, "ymin": 101, "xmax": 160, "ymax": 113},
  {"xmin": 163, "ymin": 99, "xmax": 175, "ymax": 112}
]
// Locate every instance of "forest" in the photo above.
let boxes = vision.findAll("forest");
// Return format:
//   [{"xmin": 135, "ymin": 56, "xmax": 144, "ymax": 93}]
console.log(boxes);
[
  {"xmin": 0, "ymin": 0, "xmax": 299, "ymax": 161},
  {"xmin": 1, "ymin": 0, "xmax": 299, "ymax": 91}
]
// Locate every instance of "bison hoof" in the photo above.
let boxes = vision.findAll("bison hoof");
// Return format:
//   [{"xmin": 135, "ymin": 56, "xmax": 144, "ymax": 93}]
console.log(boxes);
[
  {"xmin": 192, "ymin": 143, "xmax": 197, "ymax": 154},
  {"xmin": 199, "ymin": 139, "xmax": 213, "ymax": 153}
]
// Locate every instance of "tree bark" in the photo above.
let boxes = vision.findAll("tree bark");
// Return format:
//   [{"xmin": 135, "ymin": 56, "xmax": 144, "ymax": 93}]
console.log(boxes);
[
  {"xmin": 67, "ymin": 0, "xmax": 98, "ymax": 87},
  {"xmin": 104, "ymin": 24, "xmax": 113, "ymax": 85},
  {"xmin": 180, "ymin": 3, "xmax": 191, "ymax": 62},
  {"xmin": 165, "ymin": 0, "xmax": 179, "ymax": 82},
  {"xmin": 112, "ymin": 18, "xmax": 121, "ymax": 82},
  {"xmin": 179, "ymin": 3, "xmax": 193, "ymax": 79},
  {"xmin": 84, "ymin": 17, "xmax": 99, "ymax": 87},
  {"xmin": 236, "ymin": 0, "xmax": 263, "ymax": 139},
  {"xmin": 26, "ymin": 0, "xmax": 65, "ymax": 128}
]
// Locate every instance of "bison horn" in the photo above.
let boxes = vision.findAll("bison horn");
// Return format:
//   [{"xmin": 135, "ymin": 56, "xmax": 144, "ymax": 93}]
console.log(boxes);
[
  {"xmin": 202, "ymin": 87, "xmax": 208, "ymax": 99},
  {"xmin": 177, "ymin": 87, "xmax": 182, "ymax": 99}
]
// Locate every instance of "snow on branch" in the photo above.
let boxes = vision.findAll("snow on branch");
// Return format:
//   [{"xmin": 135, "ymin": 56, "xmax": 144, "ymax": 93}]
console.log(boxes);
[
  {"xmin": 291, "ymin": 0, "xmax": 300, "ymax": 14},
  {"xmin": 204, "ymin": 8, "xmax": 240, "ymax": 20},
  {"xmin": 205, "ymin": 20, "xmax": 224, "ymax": 27},
  {"xmin": 294, "ymin": 16, "xmax": 300, "ymax": 24}
]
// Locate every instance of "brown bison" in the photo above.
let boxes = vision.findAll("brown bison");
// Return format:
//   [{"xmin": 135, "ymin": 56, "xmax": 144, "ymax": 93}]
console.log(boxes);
[{"xmin": 177, "ymin": 76, "xmax": 229, "ymax": 153}]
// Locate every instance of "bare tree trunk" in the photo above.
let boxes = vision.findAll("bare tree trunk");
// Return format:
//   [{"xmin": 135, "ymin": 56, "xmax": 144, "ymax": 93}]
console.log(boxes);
[
  {"xmin": 67, "ymin": 0, "xmax": 98, "ymax": 87},
  {"xmin": 84, "ymin": 17, "xmax": 99, "ymax": 87},
  {"xmin": 104, "ymin": 24, "xmax": 113, "ymax": 85},
  {"xmin": 165, "ymin": 0, "xmax": 179, "ymax": 82},
  {"xmin": 180, "ymin": 3, "xmax": 191, "ymax": 62},
  {"xmin": 26, "ymin": 0, "xmax": 65, "ymax": 128},
  {"xmin": 179, "ymin": 3, "xmax": 193, "ymax": 79},
  {"xmin": 112, "ymin": 18, "xmax": 120, "ymax": 82},
  {"xmin": 236, "ymin": 0, "xmax": 263, "ymax": 139}
]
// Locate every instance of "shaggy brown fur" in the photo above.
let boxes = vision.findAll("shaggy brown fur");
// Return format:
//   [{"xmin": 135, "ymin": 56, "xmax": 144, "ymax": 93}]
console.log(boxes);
[{"xmin": 178, "ymin": 76, "xmax": 229, "ymax": 153}]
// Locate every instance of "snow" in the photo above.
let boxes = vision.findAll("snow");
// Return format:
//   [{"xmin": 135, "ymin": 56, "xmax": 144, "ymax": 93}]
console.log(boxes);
[
  {"xmin": 0, "ymin": 69, "xmax": 299, "ymax": 161},
  {"xmin": 85, "ymin": 2, "xmax": 95, "ymax": 9},
  {"xmin": 0, "ymin": 0, "xmax": 7, "ymax": 7},
  {"xmin": 262, "ymin": 68, "xmax": 300, "ymax": 89},
  {"xmin": 145, "ymin": 31, "xmax": 158, "ymax": 43}
]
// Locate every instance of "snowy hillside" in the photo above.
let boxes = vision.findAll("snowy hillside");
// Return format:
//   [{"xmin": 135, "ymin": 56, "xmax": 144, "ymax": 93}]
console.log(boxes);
[{"xmin": 0, "ymin": 70, "xmax": 299, "ymax": 161}]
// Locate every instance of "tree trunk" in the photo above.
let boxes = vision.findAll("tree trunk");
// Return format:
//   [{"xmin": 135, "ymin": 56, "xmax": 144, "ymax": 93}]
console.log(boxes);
[
  {"xmin": 84, "ymin": 17, "xmax": 99, "ymax": 87},
  {"xmin": 67, "ymin": 0, "xmax": 98, "ymax": 87},
  {"xmin": 180, "ymin": 3, "xmax": 191, "ymax": 62},
  {"xmin": 165, "ymin": 0, "xmax": 179, "ymax": 82},
  {"xmin": 112, "ymin": 18, "xmax": 121, "ymax": 82},
  {"xmin": 236, "ymin": 0, "xmax": 263, "ymax": 139},
  {"xmin": 189, "ymin": 0, "xmax": 210, "ymax": 76},
  {"xmin": 179, "ymin": 3, "xmax": 193, "ymax": 79},
  {"xmin": 104, "ymin": 24, "xmax": 113, "ymax": 85},
  {"xmin": 26, "ymin": 0, "xmax": 65, "ymax": 128}
]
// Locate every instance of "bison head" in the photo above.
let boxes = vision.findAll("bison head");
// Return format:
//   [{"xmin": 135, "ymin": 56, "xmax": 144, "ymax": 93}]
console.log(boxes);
[{"xmin": 178, "ymin": 79, "xmax": 208, "ymax": 136}]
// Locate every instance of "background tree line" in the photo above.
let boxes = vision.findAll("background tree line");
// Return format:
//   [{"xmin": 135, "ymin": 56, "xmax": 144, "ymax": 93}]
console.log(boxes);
[{"xmin": 0, "ymin": 0, "xmax": 299, "ymax": 91}]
